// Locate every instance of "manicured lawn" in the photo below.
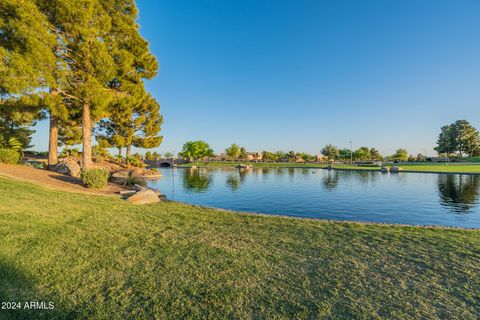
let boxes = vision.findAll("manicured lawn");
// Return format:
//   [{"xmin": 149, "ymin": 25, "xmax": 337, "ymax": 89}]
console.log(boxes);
[
  {"xmin": 393, "ymin": 163, "xmax": 480, "ymax": 173},
  {"xmin": 0, "ymin": 176, "xmax": 479, "ymax": 319}
]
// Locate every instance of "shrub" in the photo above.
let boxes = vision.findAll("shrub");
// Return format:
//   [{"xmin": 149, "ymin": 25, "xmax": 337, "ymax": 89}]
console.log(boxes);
[
  {"xmin": 80, "ymin": 168, "xmax": 109, "ymax": 189},
  {"xmin": 60, "ymin": 148, "xmax": 80, "ymax": 158},
  {"xmin": 0, "ymin": 149, "xmax": 20, "ymax": 164},
  {"xmin": 121, "ymin": 173, "xmax": 143, "ymax": 187},
  {"xmin": 93, "ymin": 145, "xmax": 112, "ymax": 160},
  {"xmin": 127, "ymin": 156, "xmax": 144, "ymax": 168}
]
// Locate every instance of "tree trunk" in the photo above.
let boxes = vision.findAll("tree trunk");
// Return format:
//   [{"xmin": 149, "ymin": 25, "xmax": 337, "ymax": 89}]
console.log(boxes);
[
  {"xmin": 125, "ymin": 144, "xmax": 132, "ymax": 167},
  {"xmin": 48, "ymin": 114, "xmax": 58, "ymax": 167},
  {"xmin": 82, "ymin": 103, "xmax": 92, "ymax": 169},
  {"xmin": 126, "ymin": 145, "xmax": 131, "ymax": 159},
  {"xmin": 65, "ymin": 145, "xmax": 69, "ymax": 157},
  {"xmin": 118, "ymin": 147, "xmax": 122, "ymax": 158}
]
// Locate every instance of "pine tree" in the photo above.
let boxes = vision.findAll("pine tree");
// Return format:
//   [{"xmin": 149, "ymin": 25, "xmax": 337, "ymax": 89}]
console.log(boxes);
[
  {"xmin": 95, "ymin": 0, "xmax": 161, "ymax": 164},
  {"xmin": 96, "ymin": 93, "xmax": 163, "ymax": 162},
  {"xmin": 36, "ymin": 0, "xmax": 117, "ymax": 169},
  {"xmin": 0, "ymin": 0, "xmax": 57, "ymax": 153},
  {"xmin": 58, "ymin": 110, "xmax": 82, "ymax": 157}
]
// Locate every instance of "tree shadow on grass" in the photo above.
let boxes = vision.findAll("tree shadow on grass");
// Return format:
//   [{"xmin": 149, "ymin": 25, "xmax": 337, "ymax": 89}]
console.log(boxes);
[
  {"xmin": 48, "ymin": 174, "xmax": 84, "ymax": 186},
  {"xmin": 0, "ymin": 260, "xmax": 73, "ymax": 320}
]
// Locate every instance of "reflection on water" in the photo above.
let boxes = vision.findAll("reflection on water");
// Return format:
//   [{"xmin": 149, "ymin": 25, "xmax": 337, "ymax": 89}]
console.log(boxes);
[
  {"xmin": 437, "ymin": 175, "xmax": 480, "ymax": 213},
  {"xmin": 322, "ymin": 171, "xmax": 339, "ymax": 191},
  {"xmin": 226, "ymin": 174, "xmax": 241, "ymax": 191},
  {"xmin": 183, "ymin": 168, "xmax": 212, "ymax": 192},
  {"xmin": 149, "ymin": 167, "xmax": 480, "ymax": 228}
]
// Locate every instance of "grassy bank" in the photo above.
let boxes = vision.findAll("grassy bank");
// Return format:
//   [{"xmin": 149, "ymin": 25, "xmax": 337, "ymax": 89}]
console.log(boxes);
[
  {"xmin": 394, "ymin": 163, "xmax": 480, "ymax": 173},
  {"xmin": 0, "ymin": 176, "xmax": 479, "ymax": 319},
  {"xmin": 178, "ymin": 161, "xmax": 480, "ymax": 173}
]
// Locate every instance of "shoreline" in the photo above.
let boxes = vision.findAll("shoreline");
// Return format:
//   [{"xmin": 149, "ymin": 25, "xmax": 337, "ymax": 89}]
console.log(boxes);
[
  {"xmin": 0, "ymin": 170, "xmax": 477, "ymax": 230},
  {"xmin": 176, "ymin": 163, "xmax": 480, "ymax": 175},
  {"xmin": 169, "ymin": 199, "xmax": 480, "ymax": 231},
  {"xmin": 1, "ymin": 174, "xmax": 479, "ymax": 318}
]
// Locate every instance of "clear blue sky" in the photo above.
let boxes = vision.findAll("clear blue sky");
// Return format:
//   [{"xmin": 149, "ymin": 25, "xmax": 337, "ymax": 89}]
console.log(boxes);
[{"xmin": 31, "ymin": 0, "xmax": 480, "ymax": 156}]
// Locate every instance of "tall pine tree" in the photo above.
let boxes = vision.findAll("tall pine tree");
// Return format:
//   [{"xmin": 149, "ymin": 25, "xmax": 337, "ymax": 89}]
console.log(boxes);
[{"xmin": 0, "ymin": 0, "xmax": 57, "ymax": 152}]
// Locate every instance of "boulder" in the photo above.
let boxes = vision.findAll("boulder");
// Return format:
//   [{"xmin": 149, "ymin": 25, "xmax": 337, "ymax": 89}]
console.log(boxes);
[
  {"xmin": 131, "ymin": 168, "xmax": 146, "ymax": 177},
  {"xmin": 119, "ymin": 190, "xmax": 137, "ymax": 196},
  {"xmin": 390, "ymin": 166, "xmax": 403, "ymax": 173},
  {"xmin": 381, "ymin": 166, "xmax": 389, "ymax": 173},
  {"xmin": 236, "ymin": 164, "xmax": 253, "ymax": 169},
  {"xmin": 127, "ymin": 189, "xmax": 161, "ymax": 205},
  {"xmin": 52, "ymin": 159, "xmax": 81, "ymax": 177},
  {"xmin": 112, "ymin": 170, "xmax": 130, "ymax": 179}
]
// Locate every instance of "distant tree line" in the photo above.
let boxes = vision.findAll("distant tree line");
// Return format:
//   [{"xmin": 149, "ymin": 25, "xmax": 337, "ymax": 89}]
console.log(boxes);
[
  {"xmin": 176, "ymin": 141, "xmax": 412, "ymax": 163},
  {"xmin": 320, "ymin": 145, "xmax": 410, "ymax": 162},
  {"xmin": 0, "ymin": 0, "xmax": 162, "ymax": 168}
]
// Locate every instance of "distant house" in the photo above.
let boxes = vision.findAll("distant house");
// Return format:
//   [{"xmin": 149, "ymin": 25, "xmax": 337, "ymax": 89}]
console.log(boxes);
[
  {"xmin": 416, "ymin": 154, "xmax": 427, "ymax": 162},
  {"xmin": 315, "ymin": 154, "xmax": 327, "ymax": 162},
  {"xmin": 246, "ymin": 152, "xmax": 263, "ymax": 161},
  {"xmin": 294, "ymin": 156, "xmax": 305, "ymax": 163}
]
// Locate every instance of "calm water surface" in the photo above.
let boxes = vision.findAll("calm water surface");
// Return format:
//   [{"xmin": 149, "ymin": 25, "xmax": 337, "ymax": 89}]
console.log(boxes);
[{"xmin": 146, "ymin": 167, "xmax": 480, "ymax": 228}]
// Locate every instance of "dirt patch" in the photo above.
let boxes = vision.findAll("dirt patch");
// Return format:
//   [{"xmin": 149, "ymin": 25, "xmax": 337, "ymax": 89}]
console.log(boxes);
[{"xmin": 0, "ymin": 164, "xmax": 130, "ymax": 197}]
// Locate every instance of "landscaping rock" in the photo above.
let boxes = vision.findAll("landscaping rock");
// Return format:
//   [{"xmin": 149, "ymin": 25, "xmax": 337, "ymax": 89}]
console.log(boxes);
[
  {"xmin": 126, "ymin": 189, "xmax": 161, "ymax": 204},
  {"xmin": 112, "ymin": 171, "xmax": 130, "ymax": 179},
  {"xmin": 381, "ymin": 166, "xmax": 389, "ymax": 173},
  {"xmin": 390, "ymin": 166, "xmax": 403, "ymax": 173},
  {"xmin": 119, "ymin": 190, "xmax": 137, "ymax": 196},
  {"xmin": 131, "ymin": 168, "xmax": 145, "ymax": 177},
  {"xmin": 236, "ymin": 164, "xmax": 252, "ymax": 169},
  {"xmin": 134, "ymin": 184, "xmax": 146, "ymax": 191},
  {"xmin": 52, "ymin": 159, "xmax": 81, "ymax": 177}
]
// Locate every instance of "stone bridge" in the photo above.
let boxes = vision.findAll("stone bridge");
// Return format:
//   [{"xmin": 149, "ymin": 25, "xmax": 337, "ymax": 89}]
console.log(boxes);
[{"xmin": 144, "ymin": 158, "xmax": 187, "ymax": 168}]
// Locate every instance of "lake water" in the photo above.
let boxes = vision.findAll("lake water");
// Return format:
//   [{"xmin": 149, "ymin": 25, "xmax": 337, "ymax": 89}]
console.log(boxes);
[{"xmin": 146, "ymin": 167, "xmax": 480, "ymax": 228}]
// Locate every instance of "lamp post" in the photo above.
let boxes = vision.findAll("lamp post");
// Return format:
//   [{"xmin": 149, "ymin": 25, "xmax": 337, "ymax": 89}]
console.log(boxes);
[{"xmin": 349, "ymin": 141, "xmax": 353, "ymax": 164}]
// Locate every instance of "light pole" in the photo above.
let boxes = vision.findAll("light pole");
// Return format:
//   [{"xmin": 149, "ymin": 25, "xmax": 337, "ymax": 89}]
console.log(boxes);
[{"xmin": 349, "ymin": 141, "xmax": 353, "ymax": 164}]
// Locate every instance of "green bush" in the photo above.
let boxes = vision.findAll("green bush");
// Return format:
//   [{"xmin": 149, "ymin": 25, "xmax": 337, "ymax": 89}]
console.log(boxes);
[
  {"xmin": 92, "ymin": 145, "xmax": 112, "ymax": 160},
  {"xmin": 127, "ymin": 156, "xmax": 144, "ymax": 168},
  {"xmin": 80, "ymin": 168, "xmax": 109, "ymax": 189},
  {"xmin": 0, "ymin": 149, "xmax": 20, "ymax": 164}
]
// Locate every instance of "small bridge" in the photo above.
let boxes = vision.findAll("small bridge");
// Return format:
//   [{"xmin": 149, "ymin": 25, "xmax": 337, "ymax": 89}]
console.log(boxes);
[{"xmin": 144, "ymin": 158, "xmax": 186, "ymax": 168}]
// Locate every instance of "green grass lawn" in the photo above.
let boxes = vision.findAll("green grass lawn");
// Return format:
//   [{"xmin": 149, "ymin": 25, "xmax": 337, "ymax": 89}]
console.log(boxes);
[
  {"xmin": 1, "ymin": 176, "xmax": 479, "ymax": 319},
  {"xmin": 392, "ymin": 163, "xmax": 480, "ymax": 173}
]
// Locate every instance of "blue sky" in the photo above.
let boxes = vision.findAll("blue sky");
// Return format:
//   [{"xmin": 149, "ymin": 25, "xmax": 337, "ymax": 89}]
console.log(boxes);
[{"xmin": 31, "ymin": 0, "xmax": 480, "ymax": 156}]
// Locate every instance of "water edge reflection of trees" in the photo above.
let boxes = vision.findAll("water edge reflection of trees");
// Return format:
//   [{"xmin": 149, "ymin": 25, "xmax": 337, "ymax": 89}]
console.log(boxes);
[
  {"xmin": 226, "ymin": 174, "xmax": 241, "ymax": 191},
  {"xmin": 437, "ymin": 174, "xmax": 480, "ymax": 213},
  {"xmin": 322, "ymin": 170, "xmax": 340, "ymax": 191},
  {"xmin": 183, "ymin": 168, "xmax": 213, "ymax": 192}
]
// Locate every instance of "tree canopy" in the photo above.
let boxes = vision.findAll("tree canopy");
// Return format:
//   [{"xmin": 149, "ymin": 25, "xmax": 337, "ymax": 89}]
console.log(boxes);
[
  {"xmin": 225, "ymin": 144, "xmax": 241, "ymax": 161},
  {"xmin": 435, "ymin": 120, "xmax": 480, "ymax": 157},
  {"xmin": 1, "ymin": 0, "xmax": 162, "ymax": 168},
  {"xmin": 392, "ymin": 149, "xmax": 409, "ymax": 161},
  {"xmin": 321, "ymin": 144, "xmax": 339, "ymax": 160},
  {"xmin": 179, "ymin": 141, "xmax": 214, "ymax": 162}
]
